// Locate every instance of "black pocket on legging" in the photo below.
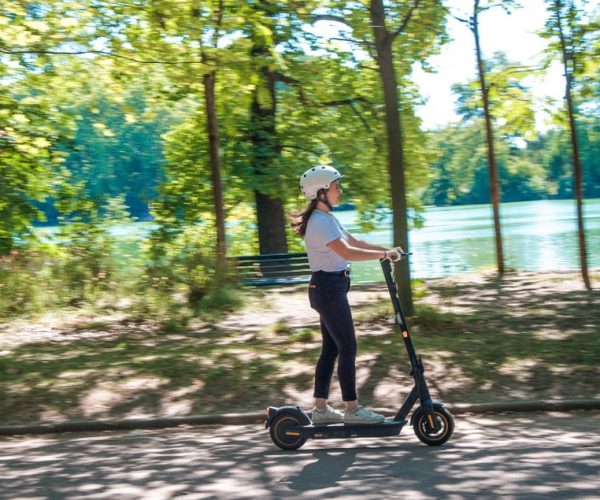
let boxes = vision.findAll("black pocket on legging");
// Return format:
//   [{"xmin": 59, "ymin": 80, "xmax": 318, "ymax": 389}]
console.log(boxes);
[{"xmin": 308, "ymin": 283, "xmax": 319, "ymax": 310}]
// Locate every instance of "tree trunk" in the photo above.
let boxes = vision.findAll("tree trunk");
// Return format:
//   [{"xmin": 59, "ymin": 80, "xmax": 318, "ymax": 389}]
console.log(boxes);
[
  {"xmin": 473, "ymin": 1, "xmax": 504, "ymax": 274},
  {"xmin": 567, "ymin": 88, "xmax": 591, "ymax": 289},
  {"xmin": 555, "ymin": 1, "xmax": 591, "ymax": 290},
  {"xmin": 254, "ymin": 190, "xmax": 289, "ymax": 254},
  {"xmin": 250, "ymin": 66, "xmax": 289, "ymax": 255},
  {"xmin": 370, "ymin": 0, "xmax": 413, "ymax": 315},
  {"xmin": 203, "ymin": 69, "xmax": 227, "ymax": 265}
]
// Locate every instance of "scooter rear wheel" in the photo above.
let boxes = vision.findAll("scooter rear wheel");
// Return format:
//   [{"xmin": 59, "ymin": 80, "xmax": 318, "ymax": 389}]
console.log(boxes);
[
  {"xmin": 270, "ymin": 412, "xmax": 308, "ymax": 451},
  {"xmin": 413, "ymin": 404, "xmax": 454, "ymax": 446}
]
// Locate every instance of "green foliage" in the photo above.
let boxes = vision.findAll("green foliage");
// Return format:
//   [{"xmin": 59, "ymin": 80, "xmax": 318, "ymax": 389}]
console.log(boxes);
[
  {"xmin": 0, "ymin": 195, "xmax": 244, "ymax": 320},
  {"xmin": 423, "ymin": 112, "xmax": 599, "ymax": 206},
  {"xmin": 1, "ymin": 0, "xmax": 598, "ymax": 321},
  {"xmin": 423, "ymin": 124, "xmax": 486, "ymax": 205},
  {"xmin": 308, "ymin": 0, "xmax": 448, "ymax": 216},
  {"xmin": 0, "ymin": 0, "xmax": 104, "ymax": 253},
  {"xmin": 452, "ymin": 52, "xmax": 536, "ymax": 140},
  {"xmin": 54, "ymin": 196, "xmax": 136, "ymax": 305},
  {"xmin": 151, "ymin": 105, "xmax": 213, "ymax": 227},
  {"xmin": 274, "ymin": 53, "xmax": 388, "ymax": 210},
  {"xmin": 0, "ymin": 68, "xmax": 69, "ymax": 253},
  {"xmin": 55, "ymin": 222, "xmax": 116, "ymax": 305},
  {"xmin": 0, "ymin": 243, "xmax": 58, "ymax": 317},
  {"xmin": 64, "ymin": 87, "xmax": 173, "ymax": 219},
  {"xmin": 527, "ymin": 116, "xmax": 600, "ymax": 198},
  {"xmin": 144, "ymin": 224, "xmax": 241, "ymax": 314},
  {"xmin": 540, "ymin": 0, "xmax": 598, "ymax": 140},
  {"xmin": 227, "ymin": 204, "xmax": 260, "ymax": 256},
  {"xmin": 541, "ymin": 0, "xmax": 598, "ymax": 86},
  {"xmin": 0, "ymin": 196, "xmax": 137, "ymax": 317},
  {"xmin": 579, "ymin": 115, "xmax": 600, "ymax": 197}
]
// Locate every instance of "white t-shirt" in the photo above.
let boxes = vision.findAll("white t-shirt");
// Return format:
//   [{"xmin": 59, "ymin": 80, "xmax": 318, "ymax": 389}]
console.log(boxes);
[{"xmin": 304, "ymin": 209, "xmax": 350, "ymax": 272}]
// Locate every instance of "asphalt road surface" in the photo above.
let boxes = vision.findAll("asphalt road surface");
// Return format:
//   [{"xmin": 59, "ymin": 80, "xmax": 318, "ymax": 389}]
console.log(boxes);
[{"xmin": 1, "ymin": 411, "xmax": 599, "ymax": 499}]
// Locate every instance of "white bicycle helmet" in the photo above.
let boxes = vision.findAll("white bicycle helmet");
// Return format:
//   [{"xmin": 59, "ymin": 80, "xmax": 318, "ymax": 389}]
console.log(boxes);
[{"xmin": 300, "ymin": 165, "xmax": 342, "ymax": 200}]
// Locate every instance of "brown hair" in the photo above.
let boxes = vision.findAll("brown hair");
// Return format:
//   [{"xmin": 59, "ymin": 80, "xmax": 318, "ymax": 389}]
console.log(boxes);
[{"xmin": 290, "ymin": 188, "xmax": 330, "ymax": 237}]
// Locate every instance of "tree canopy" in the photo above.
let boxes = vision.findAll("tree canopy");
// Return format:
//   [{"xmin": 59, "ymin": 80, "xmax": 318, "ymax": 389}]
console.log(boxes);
[{"xmin": 0, "ymin": 0, "xmax": 597, "ymax": 256}]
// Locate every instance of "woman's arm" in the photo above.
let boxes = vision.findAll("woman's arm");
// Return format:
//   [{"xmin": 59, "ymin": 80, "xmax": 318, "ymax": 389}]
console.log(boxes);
[
  {"xmin": 347, "ymin": 233, "xmax": 389, "ymax": 253},
  {"xmin": 340, "ymin": 234, "xmax": 405, "ymax": 261},
  {"xmin": 327, "ymin": 237, "xmax": 386, "ymax": 261}
]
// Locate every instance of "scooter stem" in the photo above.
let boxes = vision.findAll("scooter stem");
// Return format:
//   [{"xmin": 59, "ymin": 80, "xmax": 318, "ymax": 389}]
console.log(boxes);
[{"xmin": 381, "ymin": 258, "xmax": 434, "ymax": 415}]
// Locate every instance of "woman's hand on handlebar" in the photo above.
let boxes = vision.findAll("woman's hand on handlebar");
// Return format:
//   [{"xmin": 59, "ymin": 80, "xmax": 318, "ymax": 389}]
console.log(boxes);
[{"xmin": 383, "ymin": 247, "xmax": 404, "ymax": 262}]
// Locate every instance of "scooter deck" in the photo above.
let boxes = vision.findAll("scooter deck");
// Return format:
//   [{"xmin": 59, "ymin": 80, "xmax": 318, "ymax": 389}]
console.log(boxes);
[{"xmin": 298, "ymin": 418, "xmax": 408, "ymax": 439}]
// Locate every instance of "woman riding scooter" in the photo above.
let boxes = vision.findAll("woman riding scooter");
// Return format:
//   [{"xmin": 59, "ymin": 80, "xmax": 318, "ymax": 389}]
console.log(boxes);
[{"xmin": 291, "ymin": 165, "xmax": 403, "ymax": 425}]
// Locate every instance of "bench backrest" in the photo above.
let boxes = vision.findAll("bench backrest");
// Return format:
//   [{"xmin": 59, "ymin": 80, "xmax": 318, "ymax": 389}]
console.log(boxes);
[{"xmin": 231, "ymin": 252, "xmax": 311, "ymax": 286}]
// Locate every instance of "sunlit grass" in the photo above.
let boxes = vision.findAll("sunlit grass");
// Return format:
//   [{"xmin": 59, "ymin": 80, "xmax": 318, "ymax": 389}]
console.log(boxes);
[{"xmin": 1, "ymin": 271, "xmax": 599, "ymax": 425}]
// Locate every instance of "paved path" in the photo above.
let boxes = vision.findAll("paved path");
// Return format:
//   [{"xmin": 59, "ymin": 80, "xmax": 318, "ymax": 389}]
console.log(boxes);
[{"xmin": 1, "ymin": 411, "xmax": 599, "ymax": 499}]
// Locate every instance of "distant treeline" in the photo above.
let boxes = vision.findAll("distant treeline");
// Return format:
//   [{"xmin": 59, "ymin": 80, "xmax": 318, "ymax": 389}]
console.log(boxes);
[
  {"xmin": 37, "ymin": 100, "xmax": 598, "ymax": 223},
  {"xmin": 424, "ymin": 116, "xmax": 599, "ymax": 207}
]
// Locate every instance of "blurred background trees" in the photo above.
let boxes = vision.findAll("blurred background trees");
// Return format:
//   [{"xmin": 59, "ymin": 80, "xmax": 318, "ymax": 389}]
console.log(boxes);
[
  {"xmin": 0, "ymin": 0, "xmax": 597, "ymax": 316},
  {"xmin": 542, "ymin": 0, "xmax": 597, "ymax": 289}
]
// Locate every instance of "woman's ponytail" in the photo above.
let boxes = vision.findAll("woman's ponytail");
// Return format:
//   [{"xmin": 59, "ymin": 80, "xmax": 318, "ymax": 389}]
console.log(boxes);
[{"xmin": 290, "ymin": 195, "xmax": 320, "ymax": 237}]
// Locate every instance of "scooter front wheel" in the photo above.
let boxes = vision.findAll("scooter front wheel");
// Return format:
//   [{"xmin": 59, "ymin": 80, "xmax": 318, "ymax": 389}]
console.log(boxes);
[
  {"xmin": 270, "ymin": 412, "xmax": 308, "ymax": 451},
  {"xmin": 412, "ymin": 404, "xmax": 454, "ymax": 446}
]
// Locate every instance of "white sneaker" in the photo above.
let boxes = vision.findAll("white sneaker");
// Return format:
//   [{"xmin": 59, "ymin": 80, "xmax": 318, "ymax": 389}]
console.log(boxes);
[
  {"xmin": 344, "ymin": 405, "xmax": 385, "ymax": 424},
  {"xmin": 311, "ymin": 405, "xmax": 344, "ymax": 425}
]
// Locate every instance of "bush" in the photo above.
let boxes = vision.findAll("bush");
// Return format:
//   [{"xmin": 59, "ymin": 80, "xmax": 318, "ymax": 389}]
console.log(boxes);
[
  {"xmin": 0, "ymin": 204, "xmax": 242, "ymax": 321},
  {"xmin": 0, "ymin": 197, "xmax": 138, "ymax": 318},
  {"xmin": 0, "ymin": 245, "xmax": 54, "ymax": 317},
  {"xmin": 144, "ymin": 224, "xmax": 241, "ymax": 317},
  {"xmin": 53, "ymin": 222, "xmax": 118, "ymax": 306}
]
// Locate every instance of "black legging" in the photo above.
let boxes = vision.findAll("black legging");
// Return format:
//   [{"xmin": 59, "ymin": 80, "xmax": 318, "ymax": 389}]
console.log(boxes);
[{"xmin": 308, "ymin": 271, "xmax": 357, "ymax": 402}]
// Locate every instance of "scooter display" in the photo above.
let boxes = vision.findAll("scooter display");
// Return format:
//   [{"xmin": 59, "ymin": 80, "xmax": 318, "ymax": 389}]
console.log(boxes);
[{"xmin": 265, "ymin": 254, "xmax": 454, "ymax": 450}]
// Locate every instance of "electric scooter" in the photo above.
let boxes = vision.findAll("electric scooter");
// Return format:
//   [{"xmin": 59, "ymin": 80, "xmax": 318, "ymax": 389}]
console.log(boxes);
[{"xmin": 265, "ymin": 254, "xmax": 454, "ymax": 450}]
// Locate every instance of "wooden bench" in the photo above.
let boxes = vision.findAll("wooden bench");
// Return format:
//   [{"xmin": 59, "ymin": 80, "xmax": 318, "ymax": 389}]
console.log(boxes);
[{"xmin": 230, "ymin": 252, "xmax": 311, "ymax": 287}]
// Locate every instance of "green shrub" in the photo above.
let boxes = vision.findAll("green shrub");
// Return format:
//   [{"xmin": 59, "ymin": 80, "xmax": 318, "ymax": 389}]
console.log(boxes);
[
  {"xmin": 0, "ymin": 197, "xmax": 140, "ymax": 318},
  {"xmin": 144, "ymin": 224, "xmax": 241, "ymax": 317},
  {"xmin": 0, "ymin": 245, "xmax": 54, "ymax": 317}
]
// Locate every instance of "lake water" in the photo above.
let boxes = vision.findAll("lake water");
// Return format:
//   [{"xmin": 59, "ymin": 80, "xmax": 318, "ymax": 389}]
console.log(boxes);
[
  {"xmin": 336, "ymin": 198, "xmax": 600, "ymax": 282},
  {"xmin": 34, "ymin": 199, "xmax": 599, "ymax": 282}
]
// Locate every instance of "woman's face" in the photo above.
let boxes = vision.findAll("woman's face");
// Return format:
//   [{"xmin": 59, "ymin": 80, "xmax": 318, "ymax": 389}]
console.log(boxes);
[{"xmin": 326, "ymin": 180, "xmax": 342, "ymax": 207}]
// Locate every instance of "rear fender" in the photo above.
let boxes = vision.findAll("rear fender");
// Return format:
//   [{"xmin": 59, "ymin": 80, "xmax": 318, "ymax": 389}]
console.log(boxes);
[{"xmin": 264, "ymin": 406, "xmax": 311, "ymax": 429}]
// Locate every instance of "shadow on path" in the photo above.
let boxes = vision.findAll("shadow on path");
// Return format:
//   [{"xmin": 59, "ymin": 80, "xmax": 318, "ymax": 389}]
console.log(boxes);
[{"xmin": 1, "ymin": 411, "xmax": 599, "ymax": 499}]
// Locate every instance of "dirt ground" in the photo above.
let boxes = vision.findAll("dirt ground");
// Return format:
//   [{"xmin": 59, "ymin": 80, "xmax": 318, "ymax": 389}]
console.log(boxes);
[
  {"xmin": 1, "ymin": 269, "xmax": 599, "ymax": 425},
  {"xmin": 3, "ymin": 270, "xmax": 594, "ymax": 347}
]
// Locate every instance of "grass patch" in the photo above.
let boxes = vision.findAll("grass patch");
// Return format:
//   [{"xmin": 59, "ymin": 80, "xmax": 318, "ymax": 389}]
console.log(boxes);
[{"xmin": 1, "ymin": 271, "xmax": 599, "ymax": 425}]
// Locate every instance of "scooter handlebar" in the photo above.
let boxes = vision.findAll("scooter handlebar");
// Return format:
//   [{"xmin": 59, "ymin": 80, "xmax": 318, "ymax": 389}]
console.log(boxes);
[{"xmin": 380, "ymin": 251, "xmax": 412, "ymax": 263}]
